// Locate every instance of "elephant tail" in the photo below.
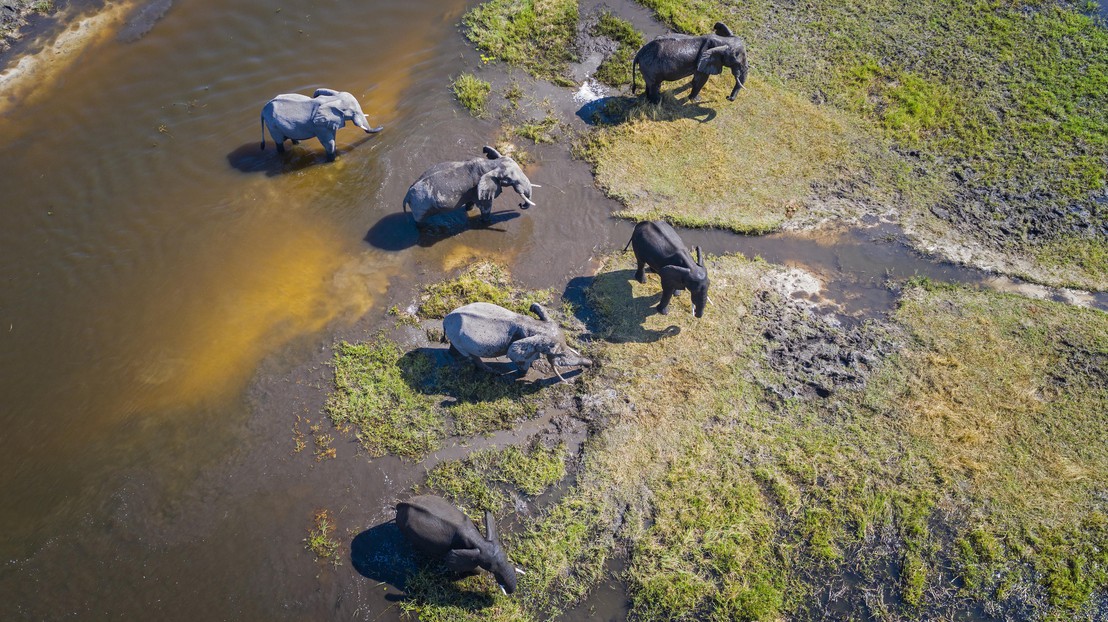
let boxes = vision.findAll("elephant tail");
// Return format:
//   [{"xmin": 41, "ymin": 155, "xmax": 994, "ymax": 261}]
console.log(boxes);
[
  {"xmin": 259, "ymin": 115, "xmax": 266, "ymax": 150},
  {"xmin": 631, "ymin": 56, "xmax": 638, "ymax": 94},
  {"xmin": 623, "ymin": 232, "xmax": 635, "ymax": 252}
]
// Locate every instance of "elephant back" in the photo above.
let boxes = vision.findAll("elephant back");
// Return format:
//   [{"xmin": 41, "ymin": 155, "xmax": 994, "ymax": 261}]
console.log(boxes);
[{"xmin": 396, "ymin": 495, "xmax": 477, "ymax": 556}]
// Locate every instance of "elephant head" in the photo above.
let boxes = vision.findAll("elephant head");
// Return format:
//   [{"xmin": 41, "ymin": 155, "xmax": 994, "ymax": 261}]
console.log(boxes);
[
  {"xmin": 478, "ymin": 146, "xmax": 536, "ymax": 210},
  {"xmin": 472, "ymin": 511, "xmax": 518, "ymax": 595},
  {"xmin": 507, "ymin": 303, "xmax": 592, "ymax": 381},
  {"xmin": 311, "ymin": 88, "xmax": 384, "ymax": 135},
  {"xmin": 659, "ymin": 247, "xmax": 710, "ymax": 318},
  {"xmin": 696, "ymin": 23, "xmax": 748, "ymax": 101}
]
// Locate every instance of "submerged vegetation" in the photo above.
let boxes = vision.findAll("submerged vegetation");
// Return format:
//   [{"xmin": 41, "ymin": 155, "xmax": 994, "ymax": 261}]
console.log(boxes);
[{"xmin": 452, "ymin": 73, "xmax": 493, "ymax": 117}]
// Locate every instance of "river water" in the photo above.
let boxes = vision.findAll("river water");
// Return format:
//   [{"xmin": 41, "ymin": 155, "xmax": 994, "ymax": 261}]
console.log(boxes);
[{"xmin": 0, "ymin": 0, "xmax": 1103, "ymax": 619}]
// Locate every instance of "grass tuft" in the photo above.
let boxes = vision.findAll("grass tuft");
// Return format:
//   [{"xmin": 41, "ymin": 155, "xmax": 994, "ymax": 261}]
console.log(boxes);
[
  {"xmin": 418, "ymin": 261, "xmax": 553, "ymax": 319},
  {"xmin": 452, "ymin": 73, "xmax": 493, "ymax": 118},
  {"xmin": 591, "ymin": 12, "xmax": 645, "ymax": 88},
  {"xmin": 462, "ymin": 0, "xmax": 579, "ymax": 82}
]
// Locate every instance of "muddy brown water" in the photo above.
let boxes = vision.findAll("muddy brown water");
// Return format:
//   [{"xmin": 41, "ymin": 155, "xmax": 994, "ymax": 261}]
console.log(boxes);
[{"xmin": 0, "ymin": 0, "xmax": 1105, "ymax": 619}]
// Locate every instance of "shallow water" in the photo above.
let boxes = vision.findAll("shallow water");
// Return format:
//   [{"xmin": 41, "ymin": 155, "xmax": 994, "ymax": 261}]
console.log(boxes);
[{"xmin": 0, "ymin": 0, "xmax": 1104, "ymax": 619}]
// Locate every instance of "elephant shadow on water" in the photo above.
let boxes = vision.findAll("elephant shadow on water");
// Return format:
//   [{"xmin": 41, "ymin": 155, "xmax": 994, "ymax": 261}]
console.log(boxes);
[
  {"xmin": 351, "ymin": 521, "xmax": 496, "ymax": 611},
  {"xmin": 563, "ymin": 271, "xmax": 682, "ymax": 344},
  {"xmin": 576, "ymin": 92, "xmax": 717, "ymax": 127},
  {"xmin": 225, "ymin": 133, "xmax": 381, "ymax": 176},
  {"xmin": 364, "ymin": 210, "xmax": 521, "ymax": 252}
]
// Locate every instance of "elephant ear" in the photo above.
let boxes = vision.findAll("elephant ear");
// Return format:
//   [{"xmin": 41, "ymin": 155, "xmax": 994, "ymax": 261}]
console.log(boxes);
[
  {"xmin": 482, "ymin": 145, "xmax": 503, "ymax": 160},
  {"xmin": 477, "ymin": 170, "xmax": 501, "ymax": 202},
  {"xmin": 713, "ymin": 22, "xmax": 734, "ymax": 37},
  {"xmin": 659, "ymin": 265, "xmax": 692, "ymax": 288},
  {"xmin": 697, "ymin": 46, "xmax": 728, "ymax": 75},
  {"xmin": 445, "ymin": 548, "xmax": 482, "ymax": 572},
  {"xmin": 312, "ymin": 88, "xmax": 341, "ymax": 98},
  {"xmin": 312, "ymin": 105, "xmax": 344, "ymax": 131}
]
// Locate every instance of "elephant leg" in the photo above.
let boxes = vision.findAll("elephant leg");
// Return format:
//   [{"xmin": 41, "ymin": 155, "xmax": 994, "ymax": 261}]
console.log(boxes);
[
  {"xmin": 635, "ymin": 259, "xmax": 647, "ymax": 284},
  {"xmin": 274, "ymin": 135, "xmax": 287, "ymax": 153},
  {"xmin": 646, "ymin": 82, "xmax": 662, "ymax": 105},
  {"xmin": 657, "ymin": 286, "xmax": 675, "ymax": 315},
  {"xmin": 291, "ymin": 139, "xmax": 301, "ymax": 145},
  {"xmin": 477, "ymin": 201, "xmax": 493, "ymax": 223},
  {"xmin": 468, "ymin": 355, "xmax": 499, "ymax": 374},
  {"xmin": 688, "ymin": 73, "xmax": 711, "ymax": 102},
  {"xmin": 322, "ymin": 136, "xmax": 337, "ymax": 162}
]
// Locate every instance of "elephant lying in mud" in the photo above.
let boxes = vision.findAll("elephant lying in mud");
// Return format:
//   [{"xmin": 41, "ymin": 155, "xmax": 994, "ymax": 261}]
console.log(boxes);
[
  {"xmin": 396, "ymin": 495, "xmax": 522, "ymax": 595},
  {"xmin": 403, "ymin": 146, "xmax": 537, "ymax": 228},
  {"xmin": 632, "ymin": 22, "xmax": 748, "ymax": 104},
  {"xmin": 443, "ymin": 302, "xmax": 591, "ymax": 382},
  {"xmin": 260, "ymin": 88, "xmax": 383, "ymax": 161},
  {"xmin": 625, "ymin": 220, "xmax": 710, "ymax": 318}
]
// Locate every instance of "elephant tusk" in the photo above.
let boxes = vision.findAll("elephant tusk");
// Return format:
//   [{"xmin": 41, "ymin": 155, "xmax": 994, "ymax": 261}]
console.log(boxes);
[
  {"xmin": 707, "ymin": 295, "xmax": 715, "ymax": 305},
  {"xmin": 500, "ymin": 584, "xmax": 508, "ymax": 596},
  {"xmin": 515, "ymin": 567, "xmax": 526, "ymax": 575},
  {"xmin": 530, "ymin": 184, "xmax": 542, "ymax": 188},
  {"xmin": 520, "ymin": 196, "xmax": 537, "ymax": 207}
]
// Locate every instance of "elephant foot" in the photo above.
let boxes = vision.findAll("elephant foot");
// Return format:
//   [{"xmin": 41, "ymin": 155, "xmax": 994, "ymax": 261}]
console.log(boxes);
[
  {"xmin": 727, "ymin": 95, "xmax": 737, "ymax": 102},
  {"xmin": 656, "ymin": 305, "xmax": 670, "ymax": 316},
  {"xmin": 635, "ymin": 272, "xmax": 646, "ymax": 284}
]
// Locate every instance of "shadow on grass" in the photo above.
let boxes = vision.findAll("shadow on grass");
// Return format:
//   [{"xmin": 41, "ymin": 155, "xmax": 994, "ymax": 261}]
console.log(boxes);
[
  {"xmin": 398, "ymin": 347, "xmax": 554, "ymax": 407},
  {"xmin": 576, "ymin": 90, "xmax": 717, "ymax": 126},
  {"xmin": 566, "ymin": 270, "xmax": 681, "ymax": 344},
  {"xmin": 364, "ymin": 210, "xmax": 521, "ymax": 251}
]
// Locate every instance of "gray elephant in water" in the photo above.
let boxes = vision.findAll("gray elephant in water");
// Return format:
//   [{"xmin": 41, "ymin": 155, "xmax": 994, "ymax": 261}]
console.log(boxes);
[
  {"xmin": 396, "ymin": 495, "xmax": 521, "ymax": 595},
  {"xmin": 403, "ymin": 146, "xmax": 537, "ymax": 228},
  {"xmin": 632, "ymin": 22, "xmax": 748, "ymax": 104},
  {"xmin": 443, "ymin": 302, "xmax": 591, "ymax": 382},
  {"xmin": 260, "ymin": 88, "xmax": 383, "ymax": 161}
]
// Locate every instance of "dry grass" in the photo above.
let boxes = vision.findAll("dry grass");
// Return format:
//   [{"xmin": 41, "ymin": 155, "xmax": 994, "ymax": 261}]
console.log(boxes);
[{"xmin": 581, "ymin": 78, "xmax": 894, "ymax": 233}]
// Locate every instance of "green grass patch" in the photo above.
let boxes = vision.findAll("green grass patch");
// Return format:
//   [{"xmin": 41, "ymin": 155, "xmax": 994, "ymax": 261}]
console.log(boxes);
[
  {"xmin": 462, "ymin": 0, "xmax": 579, "ymax": 82},
  {"xmin": 630, "ymin": 0, "xmax": 1108, "ymax": 285},
  {"xmin": 417, "ymin": 261, "xmax": 553, "ymax": 320},
  {"xmin": 591, "ymin": 12, "xmax": 645, "ymax": 88},
  {"xmin": 326, "ymin": 263, "xmax": 576, "ymax": 459},
  {"xmin": 453, "ymin": 73, "xmax": 493, "ymax": 118},
  {"xmin": 578, "ymin": 77, "xmax": 908, "ymax": 233},
  {"xmin": 413, "ymin": 255, "xmax": 1108, "ymax": 619},
  {"xmin": 425, "ymin": 439, "xmax": 568, "ymax": 517},
  {"xmin": 512, "ymin": 113, "xmax": 560, "ymax": 144}
]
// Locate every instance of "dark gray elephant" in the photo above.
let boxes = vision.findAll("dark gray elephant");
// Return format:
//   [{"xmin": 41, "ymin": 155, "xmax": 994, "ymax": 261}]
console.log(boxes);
[
  {"xmin": 632, "ymin": 22, "xmax": 748, "ymax": 104},
  {"xmin": 443, "ymin": 302, "xmax": 591, "ymax": 382},
  {"xmin": 260, "ymin": 88, "xmax": 383, "ymax": 161},
  {"xmin": 396, "ymin": 495, "xmax": 521, "ymax": 595},
  {"xmin": 624, "ymin": 220, "xmax": 710, "ymax": 318},
  {"xmin": 403, "ymin": 146, "xmax": 537, "ymax": 228}
]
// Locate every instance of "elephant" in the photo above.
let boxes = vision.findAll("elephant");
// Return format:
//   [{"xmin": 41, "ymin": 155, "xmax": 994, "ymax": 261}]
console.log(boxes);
[
  {"xmin": 632, "ymin": 22, "xmax": 748, "ymax": 104},
  {"xmin": 403, "ymin": 146, "xmax": 537, "ymax": 228},
  {"xmin": 396, "ymin": 495, "xmax": 521, "ymax": 595},
  {"xmin": 260, "ymin": 88, "xmax": 383, "ymax": 161},
  {"xmin": 443, "ymin": 302, "xmax": 591, "ymax": 382},
  {"xmin": 624, "ymin": 220, "xmax": 710, "ymax": 318}
]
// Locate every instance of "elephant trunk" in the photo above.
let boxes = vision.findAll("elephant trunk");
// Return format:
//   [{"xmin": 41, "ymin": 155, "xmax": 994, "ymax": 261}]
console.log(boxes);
[
  {"xmin": 515, "ymin": 180, "xmax": 536, "ymax": 208},
  {"xmin": 727, "ymin": 61, "xmax": 747, "ymax": 101}
]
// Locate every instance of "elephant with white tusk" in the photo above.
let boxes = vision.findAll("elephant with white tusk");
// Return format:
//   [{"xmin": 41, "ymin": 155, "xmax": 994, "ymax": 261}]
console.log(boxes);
[
  {"xmin": 443, "ymin": 302, "xmax": 591, "ymax": 382},
  {"xmin": 624, "ymin": 220, "xmax": 710, "ymax": 318},
  {"xmin": 403, "ymin": 146, "xmax": 536, "ymax": 229},
  {"xmin": 260, "ymin": 88, "xmax": 383, "ymax": 162},
  {"xmin": 396, "ymin": 495, "xmax": 519, "ymax": 595},
  {"xmin": 632, "ymin": 22, "xmax": 748, "ymax": 104}
]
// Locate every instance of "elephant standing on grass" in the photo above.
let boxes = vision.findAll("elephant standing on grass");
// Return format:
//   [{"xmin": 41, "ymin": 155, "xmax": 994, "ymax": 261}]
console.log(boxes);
[
  {"xmin": 632, "ymin": 22, "xmax": 748, "ymax": 104},
  {"xmin": 260, "ymin": 88, "xmax": 383, "ymax": 161},
  {"xmin": 625, "ymin": 220, "xmax": 710, "ymax": 318},
  {"xmin": 403, "ymin": 146, "xmax": 537, "ymax": 228},
  {"xmin": 396, "ymin": 495, "xmax": 521, "ymax": 595},
  {"xmin": 443, "ymin": 302, "xmax": 591, "ymax": 382}
]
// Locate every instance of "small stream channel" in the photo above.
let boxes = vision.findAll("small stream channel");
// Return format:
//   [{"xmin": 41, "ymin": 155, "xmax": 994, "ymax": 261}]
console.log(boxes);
[{"xmin": 0, "ymin": 0, "xmax": 1104, "ymax": 619}]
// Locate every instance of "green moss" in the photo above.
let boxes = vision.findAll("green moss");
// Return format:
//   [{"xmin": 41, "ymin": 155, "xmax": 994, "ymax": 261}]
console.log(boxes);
[
  {"xmin": 452, "ymin": 73, "xmax": 493, "ymax": 118},
  {"xmin": 591, "ymin": 12, "xmax": 645, "ymax": 88},
  {"xmin": 426, "ymin": 440, "xmax": 568, "ymax": 518},
  {"xmin": 462, "ymin": 0, "xmax": 579, "ymax": 81}
]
